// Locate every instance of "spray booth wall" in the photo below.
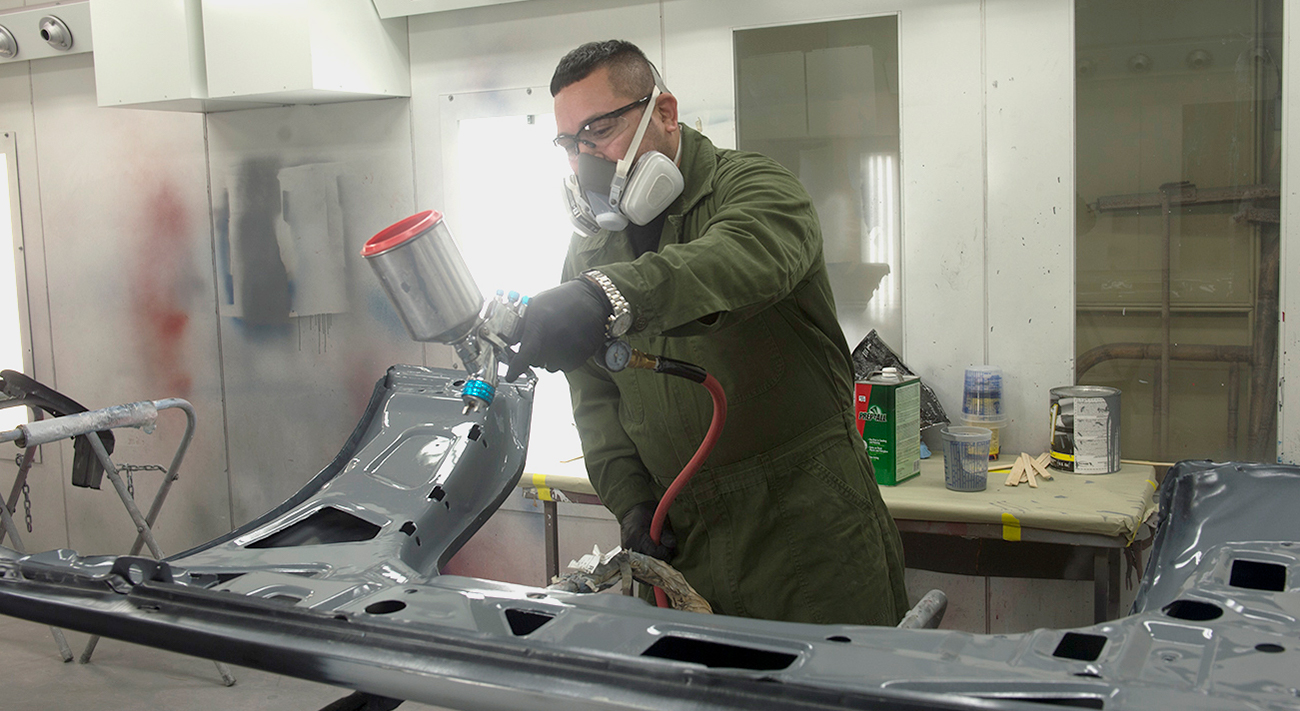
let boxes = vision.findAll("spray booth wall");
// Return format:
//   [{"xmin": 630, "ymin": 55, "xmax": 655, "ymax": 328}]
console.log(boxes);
[{"xmin": 11, "ymin": 0, "xmax": 1297, "ymax": 634}]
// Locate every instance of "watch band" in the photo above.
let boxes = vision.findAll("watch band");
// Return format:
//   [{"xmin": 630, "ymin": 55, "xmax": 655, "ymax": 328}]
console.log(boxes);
[{"xmin": 582, "ymin": 269, "xmax": 632, "ymax": 338}]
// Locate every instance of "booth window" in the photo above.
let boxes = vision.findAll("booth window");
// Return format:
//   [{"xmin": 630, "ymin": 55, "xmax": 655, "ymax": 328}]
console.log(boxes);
[
  {"xmin": 1075, "ymin": 0, "xmax": 1282, "ymax": 461},
  {"xmin": 441, "ymin": 89, "xmax": 581, "ymax": 471},
  {"xmin": 734, "ymin": 15, "xmax": 902, "ymax": 349}
]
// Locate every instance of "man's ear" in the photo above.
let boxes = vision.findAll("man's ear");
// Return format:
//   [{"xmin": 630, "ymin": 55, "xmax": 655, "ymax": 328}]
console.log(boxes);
[{"xmin": 656, "ymin": 92, "xmax": 680, "ymax": 134}]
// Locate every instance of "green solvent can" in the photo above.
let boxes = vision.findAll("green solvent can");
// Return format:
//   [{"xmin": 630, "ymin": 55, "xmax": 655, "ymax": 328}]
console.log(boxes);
[{"xmin": 854, "ymin": 367, "xmax": 922, "ymax": 486}]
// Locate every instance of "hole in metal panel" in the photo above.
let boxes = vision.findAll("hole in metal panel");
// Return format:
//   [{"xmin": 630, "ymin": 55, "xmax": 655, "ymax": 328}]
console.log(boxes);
[
  {"xmin": 365, "ymin": 600, "xmax": 407, "ymax": 615},
  {"xmin": 468, "ymin": 424, "xmax": 482, "ymax": 441},
  {"xmin": 399, "ymin": 521, "xmax": 417, "ymax": 536},
  {"xmin": 505, "ymin": 608, "xmax": 555, "ymax": 636},
  {"xmin": 641, "ymin": 636, "xmax": 798, "ymax": 671},
  {"xmin": 1230, "ymin": 559, "xmax": 1287, "ymax": 592},
  {"xmin": 826, "ymin": 635, "xmax": 852, "ymax": 643},
  {"xmin": 974, "ymin": 697, "xmax": 1104, "ymax": 709},
  {"xmin": 429, "ymin": 486, "xmax": 446, "ymax": 501},
  {"xmin": 1256, "ymin": 643, "xmax": 1286, "ymax": 653},
  {"xmin": 246, "ymin": 507, "xmax": 381, "ymax": 548},
  {"xmin": 1052, "ymin": 632, "xmax": 1108, "ymax": 661},
  {"xmin": 1162, "ymin": 599, "xmax": 1223, "ymax": 621}
]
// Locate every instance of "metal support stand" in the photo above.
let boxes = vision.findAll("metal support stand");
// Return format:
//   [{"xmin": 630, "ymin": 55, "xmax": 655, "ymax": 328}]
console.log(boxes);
[
  {"xmin": 0, "ymin": 399, "xmax": 236, "ymax": 686},
  {"xmin": 1093, "ymin": 548, "xmax": 1123, "ymax": 623},
  {"xmin": 543, "ymin": 500, "xmax": 559, "ymax": 585}
]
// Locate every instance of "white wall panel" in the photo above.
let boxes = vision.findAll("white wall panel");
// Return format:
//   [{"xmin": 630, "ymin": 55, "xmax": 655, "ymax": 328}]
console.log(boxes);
[
  {"xmin": 27, "ymin": 55, "xmax": 228, "ymax": 555},
  {"xmin": 984, "ymin": 0, "xmax": 1074, "ymax": 455},
  {"xmin": 1280, "ymin": 0, "xmax": 1299, "ymax": 465},
  {"xmin": 205, "ymin": 99, "xmax": 421, "ymax": 525}
]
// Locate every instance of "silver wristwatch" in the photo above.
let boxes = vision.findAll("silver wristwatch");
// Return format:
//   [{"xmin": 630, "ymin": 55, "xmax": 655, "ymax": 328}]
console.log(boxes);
[{"xmin": 582, "ymin": 269, "xmax": 632, "ymax": 338}]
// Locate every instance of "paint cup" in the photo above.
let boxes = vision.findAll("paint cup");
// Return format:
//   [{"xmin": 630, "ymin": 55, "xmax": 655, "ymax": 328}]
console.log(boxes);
[
  {"xmin": 941, "ymin": 426, "xmax": 992, "ymax": 492},
  {"xmin": 962, "ymin": 366, "xmax": 1007, "ymax": 459}
]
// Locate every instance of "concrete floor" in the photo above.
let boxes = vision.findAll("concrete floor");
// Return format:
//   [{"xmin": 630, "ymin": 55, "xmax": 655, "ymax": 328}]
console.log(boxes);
[{"xmin": 0, "ymin": 616, "xmax": 452, "ymax": 711}]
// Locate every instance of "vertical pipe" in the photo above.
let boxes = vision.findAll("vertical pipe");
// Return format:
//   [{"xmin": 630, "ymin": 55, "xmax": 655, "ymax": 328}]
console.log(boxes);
[
  {"xmin": 1159, "ymin": 188, "xmax": 1173, "ymax": 458},
  {"xmin": 1227, "ymin": 362, "xmax": 1241, "ymax": 455},
  {"xmin": 1151, "ymin": 361, "xmax": 1163, "ymax": 458},
  {"xmin": 1248, "ymin": 231, "xmax": 1280, "ymax": 459}
]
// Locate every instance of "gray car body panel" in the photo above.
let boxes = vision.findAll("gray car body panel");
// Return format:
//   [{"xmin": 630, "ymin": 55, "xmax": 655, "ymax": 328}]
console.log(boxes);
[{"xmin": 0, "ymin": 365, "xmax": 1296, "ymax": 710}]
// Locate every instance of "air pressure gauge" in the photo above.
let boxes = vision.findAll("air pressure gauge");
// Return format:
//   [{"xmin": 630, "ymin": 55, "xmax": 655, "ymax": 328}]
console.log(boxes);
[{"xmin": 602, "ymin": 340, "xmax": 633, "ymax": 372}]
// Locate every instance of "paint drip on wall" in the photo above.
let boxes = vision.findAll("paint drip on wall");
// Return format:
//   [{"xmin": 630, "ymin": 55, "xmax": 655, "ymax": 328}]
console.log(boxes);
[{"xmin": 132, "ymin": 182, "xmax": 195, "ymax": 397}]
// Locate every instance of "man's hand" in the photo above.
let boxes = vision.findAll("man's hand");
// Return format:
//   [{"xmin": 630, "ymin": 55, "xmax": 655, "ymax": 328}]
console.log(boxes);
[
  {"xmin": 620, "ymin": 501, "xmax": 676, "ymax": 561},
  {"xmin": 505, "ymin": 278, "xmax": 610, "ymax": 381}
]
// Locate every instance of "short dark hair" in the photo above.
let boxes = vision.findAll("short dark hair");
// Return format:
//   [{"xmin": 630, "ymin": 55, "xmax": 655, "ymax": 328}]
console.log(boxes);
[{"xmin": 550, "ymin": 40, "xmax": 656, "ymax": 99}]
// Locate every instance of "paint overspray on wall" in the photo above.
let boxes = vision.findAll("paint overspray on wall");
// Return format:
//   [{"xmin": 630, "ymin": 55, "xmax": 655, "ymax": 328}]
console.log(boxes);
[
  {"xmin": 223, "ymin": 158, "xmax": 352, "ymax": 348},
  {"xmin": 132, "ymin": 182, "xmax": 196, "ymax": 397}
]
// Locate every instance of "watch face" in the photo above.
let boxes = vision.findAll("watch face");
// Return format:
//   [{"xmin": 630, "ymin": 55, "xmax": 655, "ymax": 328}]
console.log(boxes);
[
  {"xmin": 609, "ymin": 312, "xmax": 632, "ymax": 337},
  {"xmin": 603, "ymin": 339, "xmax": 633, "ymax": 371}
]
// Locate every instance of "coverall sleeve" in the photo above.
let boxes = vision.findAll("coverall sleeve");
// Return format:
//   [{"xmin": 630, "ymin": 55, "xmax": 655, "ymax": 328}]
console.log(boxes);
[
  {"xmin": 559, "ymin": 251, "xmax": 656, "ymax": 520},
  {"xmin": 598, "ymin": 155, "xmax": 822, "ymax": 337}
]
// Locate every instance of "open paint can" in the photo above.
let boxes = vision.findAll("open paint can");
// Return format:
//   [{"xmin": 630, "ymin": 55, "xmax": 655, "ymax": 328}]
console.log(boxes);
[{"xmin": 1049, "ymin": 385, "xmax": 1121, "ymax": 474}]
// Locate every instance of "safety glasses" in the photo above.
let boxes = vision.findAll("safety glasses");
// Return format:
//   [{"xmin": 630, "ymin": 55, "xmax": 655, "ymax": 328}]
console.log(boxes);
[{"xmin": 553, "ymin": 94, "xmax": 652, "ymax": 157}]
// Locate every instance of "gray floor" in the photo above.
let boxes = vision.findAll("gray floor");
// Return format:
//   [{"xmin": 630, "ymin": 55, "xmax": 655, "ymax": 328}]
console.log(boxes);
[{"xmin": 0, "ymin": 616, "xmax": 451, "ymax": 711}]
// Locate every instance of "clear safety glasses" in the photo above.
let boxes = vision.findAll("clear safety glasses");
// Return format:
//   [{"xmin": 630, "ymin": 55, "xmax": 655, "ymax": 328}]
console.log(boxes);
[{"xmin": 553, "ymin": 94, "xmax": 652, "ymax": 158}]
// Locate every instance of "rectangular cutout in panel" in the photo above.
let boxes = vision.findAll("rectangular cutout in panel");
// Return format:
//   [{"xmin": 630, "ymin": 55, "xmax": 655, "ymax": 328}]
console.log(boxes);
[
  {"xmin": 1052, "ymin": 632, "xmax": 1108, "ymax": 662},
  {"xmin": 246, "ymin": 507, "xmax": 381, "ymax": 548},
  {"xmin": 1230, "ymin": 559, "xmax": 1287, "ymax": 592},
  {"xmin": 641, "ymin": 636, "xmax": 797, "ymax": 671}
]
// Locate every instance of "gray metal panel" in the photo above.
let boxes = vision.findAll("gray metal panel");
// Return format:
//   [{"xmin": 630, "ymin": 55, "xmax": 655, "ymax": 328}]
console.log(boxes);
[
  {"xmin": 204, "ymin": 98, "xmax": 421, "ymax": 526},
  {"xmin": 0, "ymin": 409, "xmax": 1296, "ymax": 709},
  {"xmin": 26, "ymin": 54, "xmax": 229, "ymax": 555}
]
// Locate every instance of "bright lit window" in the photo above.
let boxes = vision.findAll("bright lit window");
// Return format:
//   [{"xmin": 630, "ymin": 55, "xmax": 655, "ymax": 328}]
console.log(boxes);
[
  {"xmin": 0, "ymin": 141, "xmax": 29, "ymax": 431},
  {"xmin": 441, "ymin": 90, "xmax": 584, "ymax": 471}
]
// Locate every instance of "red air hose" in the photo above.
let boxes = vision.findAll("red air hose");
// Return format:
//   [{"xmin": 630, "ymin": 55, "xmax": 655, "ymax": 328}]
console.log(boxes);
[{"xmin": 649, "ymin": 373, "xmax": 727, "ymax": 609}]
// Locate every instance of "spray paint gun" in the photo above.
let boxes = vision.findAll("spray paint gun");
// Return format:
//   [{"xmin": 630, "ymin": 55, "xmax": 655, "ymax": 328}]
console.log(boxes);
[{"xmin": 361, "ymin": 211, "xmax": 528, "ymax": 414}]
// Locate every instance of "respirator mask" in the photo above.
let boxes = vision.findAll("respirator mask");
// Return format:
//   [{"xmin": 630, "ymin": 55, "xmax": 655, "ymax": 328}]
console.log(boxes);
[{"xmin": 562, "ymin": 82, "xmax": 685, "ymax": 235}]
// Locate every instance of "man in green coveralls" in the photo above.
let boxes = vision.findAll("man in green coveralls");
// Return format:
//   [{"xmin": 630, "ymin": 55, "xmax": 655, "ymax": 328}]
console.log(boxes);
[{"xmin": 505, "ymin": 40, "xmax": 908, "ymax": 625}]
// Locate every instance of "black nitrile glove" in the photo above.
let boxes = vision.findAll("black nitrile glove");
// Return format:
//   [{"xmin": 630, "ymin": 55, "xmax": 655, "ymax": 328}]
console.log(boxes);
[
  {"xmin": 620, "ymin": 501, "xmax": 676, "ymax": 561},
  {"xmin": 504, "ymin": 278, "xmax": 610, "ymax": 382}
]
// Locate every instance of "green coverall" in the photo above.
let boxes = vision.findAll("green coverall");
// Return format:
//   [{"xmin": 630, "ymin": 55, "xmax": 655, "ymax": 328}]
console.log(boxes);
[{"xmin": 563, "ymin": 126, "xmax": 909, "ymax": 626}]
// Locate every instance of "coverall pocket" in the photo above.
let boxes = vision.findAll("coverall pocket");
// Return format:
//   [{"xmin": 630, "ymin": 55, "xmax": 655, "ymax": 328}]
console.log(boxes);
[{"xmin": 685, "ymin": 313, "xmax": 785, "ymax": 405}]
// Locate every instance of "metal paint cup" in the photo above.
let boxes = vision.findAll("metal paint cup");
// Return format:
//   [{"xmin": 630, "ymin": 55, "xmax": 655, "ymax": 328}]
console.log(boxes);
[
  {"xmin": 362, "ymin": 211, "xmax": 484, "ymax": 344},
  {"xmin": 941, "ymin": 426, "xmax": 991, "ymax": 492},
  {"xmin": 1049, "ymin": 385, "xmax": 1122, "ymax": 474}
]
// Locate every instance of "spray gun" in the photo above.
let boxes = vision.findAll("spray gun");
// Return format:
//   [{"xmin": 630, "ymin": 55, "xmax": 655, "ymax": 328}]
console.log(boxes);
[
  {"xmin": 365, "ymin": 212, "xmax": 730, "ymax": 609},
  {"xmin": 361, "ymin": 211, "xmax": 528, "ymax": 413}
]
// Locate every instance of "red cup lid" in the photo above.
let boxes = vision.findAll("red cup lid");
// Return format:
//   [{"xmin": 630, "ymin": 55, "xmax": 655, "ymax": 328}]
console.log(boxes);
[{"xmin": 361, "ymin": 210, "xmax": 444, "ymax": 257}]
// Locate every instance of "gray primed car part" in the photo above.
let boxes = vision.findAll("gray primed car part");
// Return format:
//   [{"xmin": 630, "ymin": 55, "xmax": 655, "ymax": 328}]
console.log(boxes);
[{"xmin": 0, "ymin": 367, "xmax": 1296, "ymax": 710}]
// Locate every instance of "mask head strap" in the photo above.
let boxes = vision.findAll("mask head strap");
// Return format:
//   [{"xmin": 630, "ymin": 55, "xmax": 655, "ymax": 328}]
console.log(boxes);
[{"xmin": 608, "ymin": 81, "xmax": 662, "ymax": 209}]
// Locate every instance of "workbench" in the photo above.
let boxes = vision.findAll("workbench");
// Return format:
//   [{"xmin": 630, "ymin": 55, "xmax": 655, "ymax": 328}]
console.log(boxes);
[{"xmin": 520, "ymin": 455, "xmax": 1158, "ymax": 624}]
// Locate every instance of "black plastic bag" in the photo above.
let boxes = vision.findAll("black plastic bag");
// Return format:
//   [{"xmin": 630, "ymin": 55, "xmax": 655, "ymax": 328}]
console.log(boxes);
[{"xmin": 850, "ymin": 330, "xmax": 950, "ymax": 431}]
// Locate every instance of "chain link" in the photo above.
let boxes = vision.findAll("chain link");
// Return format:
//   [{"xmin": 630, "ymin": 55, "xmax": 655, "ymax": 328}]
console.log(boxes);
[
  {"xmin": 21, "ymin": 482, "xmax": 31, "ymax": 533},
  {"xmin": 116, "ymin": 464, "xmax": 165, "ymax": 500}
]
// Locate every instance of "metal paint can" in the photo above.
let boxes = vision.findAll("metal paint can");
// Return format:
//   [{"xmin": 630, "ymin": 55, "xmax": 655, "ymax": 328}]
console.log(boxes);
[
  {"xmin": 855, "ymin": 368, "xmax": 922, "ymax": 486},
  {"xmin": 362, "ymin": 211, "xmax": 484, "ymax": 344},
  {"xmin": 1049, "ymin": 385, "xmax": 1122, "ymax": 474}
]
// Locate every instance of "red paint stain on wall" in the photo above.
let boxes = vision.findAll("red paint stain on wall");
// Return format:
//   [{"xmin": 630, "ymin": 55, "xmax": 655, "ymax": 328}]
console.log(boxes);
[{"xmin": 132, "ymin": 183, "xmax": 193, "ymax": 397}]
